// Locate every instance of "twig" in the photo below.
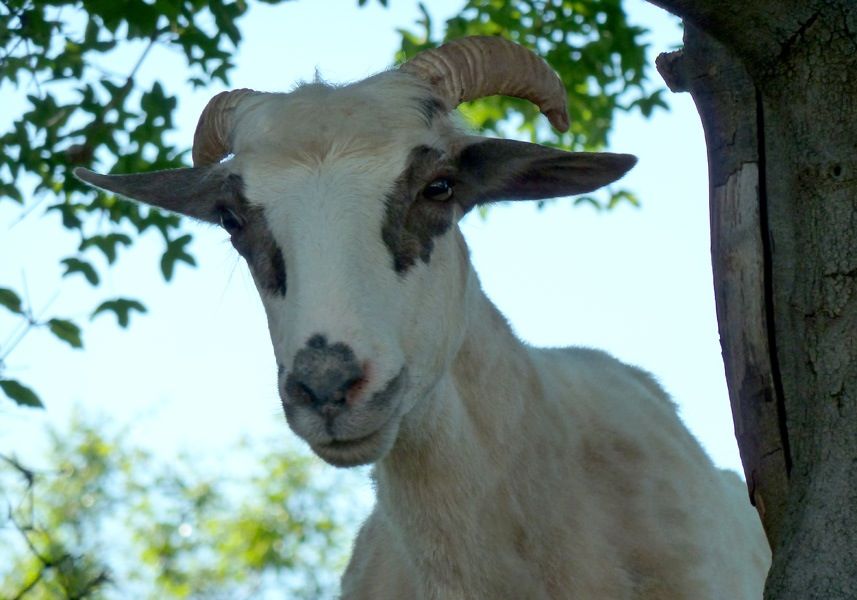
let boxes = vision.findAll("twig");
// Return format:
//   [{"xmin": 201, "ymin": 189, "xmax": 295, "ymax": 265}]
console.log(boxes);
[
  {"xmin": 1, "ymin": 452, "xmax": 37, "ymax": 528},
  {"xmin": 0, "ymin": 319, "xmax": 36, "ymax": 364},
  {"xmin": 11, "ymin": 513, "xmax": 53, "ymax": 569},
  {"xmin": 0, "ymin": 286, "xmax": 61, "ymax": 363},
  {"xmin": 128, "ymin": 34, "xmax": 159, "ymax": 82},
  {"xmin": 73, "ymin": 569, "xmax": 111, "ymax": 599},
  {"xmin": 10, "ymin": 567, "xmax": 44, "ymax": 600},
  {"xmin": 21, "ymin": 272, "xmax": 31, "ymax": 320},
  {"xmin": 0, "ymin": 0, "xmax": 34, "ymax": 20},
  {"xmin": 8, "ymin": 193, "xmax": 50, "ymax": 228},
  {"xmin": 0, "ymin": 1, "xmax": 36, "ymax": 63},
  {"xmin": 78, "ymin": 30, "xmax": 164, "ymax": 170},
  {"xmin": 99, "ymin": 32, "xmax": 161, "ymax": 117},
  {"xmin": 0, "ymin": 34, "xmax": 27, "ymax": 63},
  {"xmin": 0, "ymin": 453, "xmax": 35, "ymax": 487},
  {"xmin": 82, "ymin": 62, "xmax": 126, "ymax": 81},
  {"xmin": 24, "ymin": 38, "xmax": 43, "ymax": 97}
]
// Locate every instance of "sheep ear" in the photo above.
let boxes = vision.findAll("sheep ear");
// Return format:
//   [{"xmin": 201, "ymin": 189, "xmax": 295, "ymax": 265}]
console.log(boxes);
[
  {"xmin": 73, "ymin": 166, "xmax": 240, "ymax": 224},
  {"xmin": 454, "ymin": 138, "xmax": 637, "ymax": 209}
]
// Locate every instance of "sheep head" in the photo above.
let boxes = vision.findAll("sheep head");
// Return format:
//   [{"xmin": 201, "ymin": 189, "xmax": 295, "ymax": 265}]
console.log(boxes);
[{"xmin": 75, "ymin": 37, "xmax": 636, "ymax": 467}]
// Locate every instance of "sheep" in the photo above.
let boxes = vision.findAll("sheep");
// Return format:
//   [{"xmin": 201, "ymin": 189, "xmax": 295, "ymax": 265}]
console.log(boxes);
[{"xmin": 76, "ymin": 36, "xmax": 771, "ymax": 599}]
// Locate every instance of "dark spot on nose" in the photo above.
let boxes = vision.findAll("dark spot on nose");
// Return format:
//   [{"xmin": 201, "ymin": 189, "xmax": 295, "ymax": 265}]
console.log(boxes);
[
  {"xmin": 285, "ymin": 335, "xmax": 365, "ymax": 415},
  {"xmin": 307, "ymin": 334, "xmax": 327, "ymax": 349}
]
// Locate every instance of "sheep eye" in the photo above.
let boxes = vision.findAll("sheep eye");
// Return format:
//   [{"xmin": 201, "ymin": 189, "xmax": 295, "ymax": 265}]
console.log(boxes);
[
  {"xmin": 219, "ymin": 207, "xmax": 243, "ymax": 234},
  {"xmin": 422, "ymin": 178, "xmax": 454, "ymax": 201}
]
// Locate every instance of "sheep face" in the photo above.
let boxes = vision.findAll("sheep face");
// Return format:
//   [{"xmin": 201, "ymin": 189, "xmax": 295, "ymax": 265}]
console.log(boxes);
[
  {"xmin": 213, "ymin": 77, "xmax": 472, "ymax": 467},
  {"xmin": 75, "ymin": 72, "xmax": 635, "ymax": 468}
]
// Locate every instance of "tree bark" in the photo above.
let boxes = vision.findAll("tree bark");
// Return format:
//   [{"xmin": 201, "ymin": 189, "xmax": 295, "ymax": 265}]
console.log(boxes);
[{"xmin": 649, "ymin": 1, "xmax": 857, "ymax": 598}]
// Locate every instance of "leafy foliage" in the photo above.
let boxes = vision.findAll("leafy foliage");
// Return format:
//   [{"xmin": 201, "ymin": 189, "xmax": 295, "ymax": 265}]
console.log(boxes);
[
  {"xmin": 47, "ymin": 318, "xmax": 83, "ymax": 349},
  {"xmin": 160, "ymin": 234, "xmax": 196, "ymax": 282},
  {"xmin": 0, "ymin": 287, "xmax": 24, "ymax": 314},
  {"xmin": 1, "ymin": 0, "xmax": 666, "ymax": 407},
  {"xmin": 61, "ymin": 258, "xmax": 100, "ymax": 285},
  {"xmin": 0, "ymin": 0, "xmax": 296, "ymax": 406},
  {"xmin": 399, "ymin": 0, "xmax": 665, "ymax": 148},
  {"xmin": 91, "ymin": 298, "xmax": 147, "ymax": 328},
  {"xmin": 0, "ymin": 378, "xmax": 43, "ymax": 407},
  {"xmin": 0, "ymin": 414, "xmax": 355, "ymax": 599},
  {"xmin": 0, "ymin": 305, "xmax": 87, "ymax": 408},
  {"xmin": 396, "ymin": 0, "xmax": 667, "ymax": 208},
  {"xmin": 1, "ymin": 1, "xmax": 666, "ymax": 597}
]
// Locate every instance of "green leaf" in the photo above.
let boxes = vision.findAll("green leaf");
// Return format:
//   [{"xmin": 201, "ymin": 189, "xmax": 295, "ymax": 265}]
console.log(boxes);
[
  {"xmin": 47, "ymin": 318, "xmax": 83, "ymax": 349},
  {"xmin": 80, "ymin": 233, "xmax": 133, "ymax": 264},
  {"xmin": 91, "ymin": 298, "xmax": 147, "ymax": 328},
  {"xmin": 0, "ymin": 287, "xmax": 23, "ymax": 314},
  {"xmin": 160, "ymin": 234, "xmax": 196, "ymax": 281},
  {"xmin": 0, "ymin": 181, "xmax": 24, "ymax": 203},
  {"xmin": 607, "ymin": 189, "xmax": 640, "ymax": 209},
  {"xmin": 61, "ymin": 258, "xmax": 100, "ymax": 285},
  {"xmin": 574, "ymin": 195, "xmax": 602, "ymax": 210},
  {"xmin": 0, "ymin": 379, "xmax": 43, "ymax": 408},
  {"xmin": 47, "ymin": 201, "xmax": 85, "ymax": 229}
]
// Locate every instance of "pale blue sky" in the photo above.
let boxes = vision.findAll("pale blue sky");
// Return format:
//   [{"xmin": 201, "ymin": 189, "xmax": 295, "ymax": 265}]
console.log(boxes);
[{"xmin": 0, "ymin": 0, "xmax": 740, "ymax": 486}]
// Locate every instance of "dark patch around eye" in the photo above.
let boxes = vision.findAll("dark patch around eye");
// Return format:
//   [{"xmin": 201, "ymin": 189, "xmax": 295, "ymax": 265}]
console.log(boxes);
[
  {"xmin": 236, "ymin": 207, "xmax": 287, "ymax": 297},
  {"xmin": 223, "ymin": 178, "xmax": 287, "ymax": 297},
  {"xmin": 266, "ymin": 245, "xmax": 287, "ymax": 296},
  {"xmin": 381, "ymin": 145, "xmax": 456, "ymax": 274}
]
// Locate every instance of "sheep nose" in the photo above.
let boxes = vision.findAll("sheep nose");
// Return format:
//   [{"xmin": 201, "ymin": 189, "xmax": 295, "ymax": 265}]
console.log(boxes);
[{"xmin": 284, "ymin": 335, "xmax": 366, "ymax": 415}]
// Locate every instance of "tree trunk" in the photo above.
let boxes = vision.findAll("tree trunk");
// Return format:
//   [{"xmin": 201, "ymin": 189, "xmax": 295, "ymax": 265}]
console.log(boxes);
[{"xmin": 648, "ymin": 1, "xmax": 857, "ymax": 597}]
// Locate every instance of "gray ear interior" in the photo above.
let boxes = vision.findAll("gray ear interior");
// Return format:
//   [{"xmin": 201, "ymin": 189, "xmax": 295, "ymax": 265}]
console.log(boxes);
[
  {"xmin": 455, "ymin": 138, "xmax": 637, "ymax": 207},
  {"xmin": 73, "ymin": 165, "xmax": 240, "ymax": 224}
]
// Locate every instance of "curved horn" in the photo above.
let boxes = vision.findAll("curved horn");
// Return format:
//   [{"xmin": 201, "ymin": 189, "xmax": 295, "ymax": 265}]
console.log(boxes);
[
  {"xmin": 400, "ymin": 36, "xmax": 570, "ymax": 132},
  {"xmin": 192, "ymin": 88, "xmax": 261, "ymax": 166}
]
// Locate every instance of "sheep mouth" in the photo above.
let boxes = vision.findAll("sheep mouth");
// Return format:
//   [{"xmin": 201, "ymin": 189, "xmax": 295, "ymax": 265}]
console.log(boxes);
[
  {"xmin": 311, "ymin": 368, "xmax": 407, "ymax": 467},
  {"xmin": 313, "ymin": 419, "xmax": 397, "ymax": 467},
  {"xmin": 326, "ymin": 427, "xmax": 384, "ymax": 450}
]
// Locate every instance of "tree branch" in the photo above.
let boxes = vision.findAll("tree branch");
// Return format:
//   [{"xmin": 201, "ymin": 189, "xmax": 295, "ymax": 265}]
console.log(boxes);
[
  {"xmin": 645, "ymin": 0, "xmax": 820, "ymax": 68},
  {"xmin": 0, "ymin": 454, "xmax": 35, "ymax": 487},
  {"xmin": 10, "ymin": 567, "xmax": 44, "ymax": 600}
]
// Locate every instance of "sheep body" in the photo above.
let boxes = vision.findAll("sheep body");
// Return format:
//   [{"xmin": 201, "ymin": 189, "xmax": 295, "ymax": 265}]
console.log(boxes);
[
  {"xmin": 341, "ymin": 279, "xmax": 771, "ymax": 599},
  {"xmin": 74, "ymin": 45, "xmax": 772, "ymax": 600}
]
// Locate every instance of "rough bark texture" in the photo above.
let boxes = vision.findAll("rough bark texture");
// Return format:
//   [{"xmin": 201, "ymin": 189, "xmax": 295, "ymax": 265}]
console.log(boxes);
[
  {"xmin": 649, "ymin": 1, "xmax": 857, "ymax": 598},
  {"xmin": 657, "ymin": 30, "xmax": 791, "ymax": 551}
]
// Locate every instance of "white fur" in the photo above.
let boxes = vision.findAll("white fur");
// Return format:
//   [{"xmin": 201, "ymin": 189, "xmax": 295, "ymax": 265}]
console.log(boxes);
[{"xmin": 220, "ymin": 72, "xmax": 770, "ymax": 598}]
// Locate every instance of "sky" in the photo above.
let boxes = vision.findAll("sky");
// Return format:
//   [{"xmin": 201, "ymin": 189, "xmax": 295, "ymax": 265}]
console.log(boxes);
[{"xmin": 0, "ymin": 0, "xmax": 743, "ymax": 504}]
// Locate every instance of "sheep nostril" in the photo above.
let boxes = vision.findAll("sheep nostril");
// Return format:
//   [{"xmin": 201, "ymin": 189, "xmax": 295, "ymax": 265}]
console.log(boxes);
[
  {"xmin": 286, "ymin": 337, "xmax": 367, "ymax": 412},
  {"xmin": 344, "ymin": 377, "xmax": 368, "ymax": 404},
  {"xmin": 294, "ymin": 381, "xmax": 318, "ymax": 406}
]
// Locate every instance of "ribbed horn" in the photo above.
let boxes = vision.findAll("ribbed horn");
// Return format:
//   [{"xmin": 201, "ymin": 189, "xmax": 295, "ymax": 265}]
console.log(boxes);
[
  {"xmin": 400, "ymin": 36, "xmax": 570, "ymax": 132},
  {"xmin": 192, "ymin": 88, "xmax": 261, "ymax": 166}
]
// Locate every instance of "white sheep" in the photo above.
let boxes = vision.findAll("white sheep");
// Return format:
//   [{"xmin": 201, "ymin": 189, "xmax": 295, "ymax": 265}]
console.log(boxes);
[{"xmin": 76, "ymin": 36, "xmax": 771, "ymax": 599}]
